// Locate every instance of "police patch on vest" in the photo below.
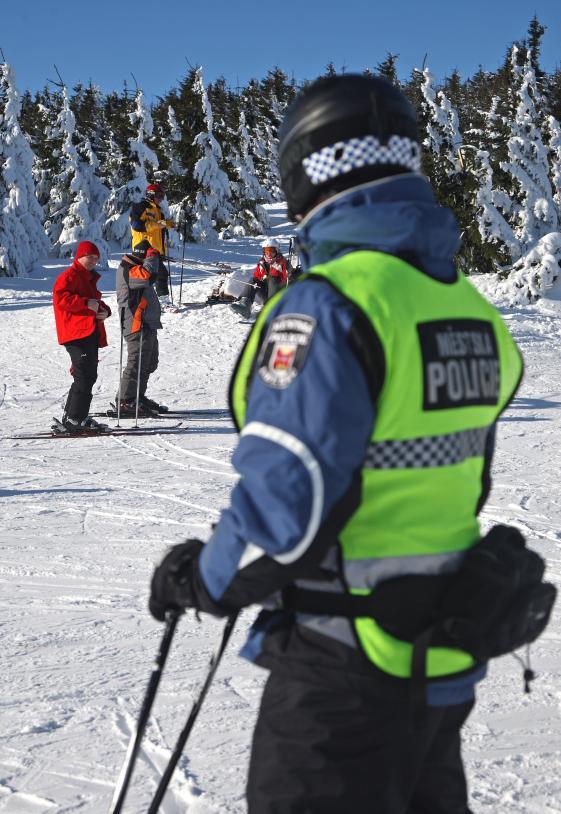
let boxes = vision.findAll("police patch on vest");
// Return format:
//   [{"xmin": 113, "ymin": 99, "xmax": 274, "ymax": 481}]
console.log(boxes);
[
  {"xmin": 258, "ymin": 314, "xmax": 316, "ymax": 388},
  {"xmin": 417, "ymin": 319, "xmax": 500, "ymax": 410}
]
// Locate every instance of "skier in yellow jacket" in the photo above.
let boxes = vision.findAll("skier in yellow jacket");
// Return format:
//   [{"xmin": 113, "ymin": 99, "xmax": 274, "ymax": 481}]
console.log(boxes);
[{"xmin": 129, "ymin": 183, "xmax": 176, "ymax": 298}]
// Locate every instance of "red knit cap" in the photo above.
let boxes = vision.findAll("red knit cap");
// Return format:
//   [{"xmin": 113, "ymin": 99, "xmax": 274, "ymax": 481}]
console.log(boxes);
[{"xmin": 75, "ymin": 241, "xmax": 100, "ymax": 260}]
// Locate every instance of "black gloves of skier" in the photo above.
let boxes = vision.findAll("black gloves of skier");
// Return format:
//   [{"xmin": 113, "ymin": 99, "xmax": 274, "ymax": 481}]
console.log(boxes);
[
  {"xmin": 149, "ymin": 538, "xmax": 231, "ymax": 621},
  {"xmin": 149, "ymin": 539, "xmax": 204, "ymax": 621}
]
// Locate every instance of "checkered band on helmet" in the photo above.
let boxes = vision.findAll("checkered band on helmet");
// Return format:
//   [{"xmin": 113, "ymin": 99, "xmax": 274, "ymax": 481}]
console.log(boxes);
[{"xmin": 302, "ymin": 134, "xmax": 421, "ymax": 187}]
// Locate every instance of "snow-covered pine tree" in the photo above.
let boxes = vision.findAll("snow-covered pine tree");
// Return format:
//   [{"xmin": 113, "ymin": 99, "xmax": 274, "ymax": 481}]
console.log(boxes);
[
  {"xmin": 164, "ymin": 105, "xmax": 182, "ymax": 177},
  {"xmin": 481, "ymin": 45, "xmax": 561, "ymax": 303},
  {"xmin": 71, "ymin": 82, "xmax": 106, "ymax": 169},
  {"xmin": 420, "ymin": 67, "xmax": 463, "ymax": 199},
  {"xmin": 467, "ymin": 86, "xmax": 522, "ymax": 269},
  {"xmin": 500, "ymin": 47, "xmax": 559, "ymax": 251},
  {"xmin": 253, "ymin": 69, "xmax": 295, "ymax": 201},
  {"xmin": 152, "ymin": 104, "xmax": 185, "ymax": 247},
  {"xmin": 191, "ymin": 67, "xmax": 232, "ymax": 244},
  {"xmin": 545, "ymin": 114, "xmax": 561, "ymax": 216},
  {"xmin": 104, "ymin": 87, "xmax": 159, "ymax": 249},
  {"xmin": 223, "ymin": 109, "xmax": 270, "ymax": 236},
  {"xmin": 43, "ymin": 86, "xmax": 109, "ymax": 261},
  {"xmin": 420, "ymin": 67, "xmax": 487, "ymax": 273},
  {"xmin": 0, "ymin": 60, "xmax": 50, "ymax": 276},
  {"xmin": 546, "ymin": 67, "xmax": 561, "ymax": 123},
  {"xmin": 471, "ymin": 139, "xmax": 519, "ymax": 267},
  {"xmin": 242, "ymin": 78, "xmax": 278, "ymax": 203},
  {"xmin": 19, "ymin": 86, "xmax": 64, "ymax": 209}
]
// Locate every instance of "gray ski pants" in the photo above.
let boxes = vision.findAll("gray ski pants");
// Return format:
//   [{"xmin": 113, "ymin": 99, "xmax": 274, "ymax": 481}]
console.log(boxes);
[{"xmin": 118, "ymin": 327, "xmax": 159, "ymax": 401}]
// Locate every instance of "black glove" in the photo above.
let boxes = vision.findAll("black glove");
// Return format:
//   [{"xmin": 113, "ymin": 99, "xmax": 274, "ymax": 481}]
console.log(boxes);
[{"xmin": 149, "ymin": 539, "xmax": 204, "ymax": 621}]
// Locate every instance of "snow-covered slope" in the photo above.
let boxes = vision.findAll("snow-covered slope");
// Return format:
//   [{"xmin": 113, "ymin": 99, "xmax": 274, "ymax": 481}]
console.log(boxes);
[{"xmin": 1, "ymin": 206, "xmax": 560, "ymax": 812}]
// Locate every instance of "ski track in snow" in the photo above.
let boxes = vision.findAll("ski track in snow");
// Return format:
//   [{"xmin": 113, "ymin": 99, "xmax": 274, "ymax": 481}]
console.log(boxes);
[{"xmin": 1, "ymin": 205, "xmax": 561, "ymax": 811}]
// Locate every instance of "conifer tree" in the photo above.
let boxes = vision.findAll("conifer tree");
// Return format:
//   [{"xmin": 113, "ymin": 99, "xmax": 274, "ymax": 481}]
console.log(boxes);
[
  {"xmin": 526, "ymin": 15, "xmax": 547, "ymax": 90},
  {"xmin": 376, "ymin": 53, "xmax": 400, "ymax": 86},
  {"xmin": 223, "ymin": 110, "xmax": 270, "ymax": 236},
  {"xmin": 471, "ymin": 142, "xmax": 519, "ymax": 267},
  {"xmin": 420, "ymin": 67, "xmax": 464, "ymax": 193},
  {"xmin": 240, "ymin": 79, "xmax": 274, "ymax": 205},
  {"xmin": 20, "ymin": 87, "xmax": 64, "ymax": 208},
  {"xmin": 104, "ymin": 87, "xmax": 158, "ymax": 248},
  {"xmin": 44, "ymin": 86, "xmax": 109, "ymax": 260},
  {"xmin": 0, "ymin": 61, "xmax": 50, "ymax": 276},
  {"xmin": 545, "ymin": 115, "xmax": 561, "ymax": 216},
  {"xmin": 191, "ymin": 67, "xmax": 232, "ymax": 244},
  {"xmin": 420, "ymin": 67, "xmax": 485, "ymax": 273},
  {"xmin": 500, "ymin": 48, "xmax": 558, "ymax": 251}
]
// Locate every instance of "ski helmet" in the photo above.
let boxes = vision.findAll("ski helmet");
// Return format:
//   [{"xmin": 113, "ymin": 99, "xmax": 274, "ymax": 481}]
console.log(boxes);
[
  {"xmin": 146, "ymin": 183, "xmax": 165, "ymax": 199},
  {"xmin": 278, "ymin": 74, "xmax": 421, "ymax": 220},
  {"xmin": 261, "ymin": 238, "xmax": 279, "ymax": 251},
  {"xmin": 131, "ymin": 239, "xmax": 152, "ymax": 258}
]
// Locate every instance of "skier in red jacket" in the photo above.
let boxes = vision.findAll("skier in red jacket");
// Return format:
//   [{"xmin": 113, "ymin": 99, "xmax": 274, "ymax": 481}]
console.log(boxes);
[
  {"xmin": 253, "ymin": 238, "xmax": 288, "ymax": 296},
  {"xmin": 231, "ymin": 239, "xmax": 288, "ymax": 319},
  {"xmin": 52, "ymin": 241, "xmax": 111, "ymax": 432}
]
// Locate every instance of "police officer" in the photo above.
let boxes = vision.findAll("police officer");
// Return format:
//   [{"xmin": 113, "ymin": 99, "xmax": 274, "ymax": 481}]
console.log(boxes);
[
  {"xmin": 149, "ymin": 75, "xmax": 523, "ymax": 813},
  {"xmin": 129, "ymin": 183, "xmax": 176, "ymax": 299}
]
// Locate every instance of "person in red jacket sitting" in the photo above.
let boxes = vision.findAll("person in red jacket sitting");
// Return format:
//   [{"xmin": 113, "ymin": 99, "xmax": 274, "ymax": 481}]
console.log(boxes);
[
  {"xmin": 231, "ymin": 239, "xmax": 288, "ymax": 319},
  {"xmin": 254, "ymin": 238, "xmax": 288, "ymax": 299},
  {"xmin": 52, "ymin": 241, "xmax": 111, "ymax": 432}
]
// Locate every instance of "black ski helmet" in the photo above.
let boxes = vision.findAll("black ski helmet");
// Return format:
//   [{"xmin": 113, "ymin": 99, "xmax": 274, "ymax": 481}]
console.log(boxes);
[{"xmin": 278, "ymin": 74, "xmax": 421, "ymax": 220}]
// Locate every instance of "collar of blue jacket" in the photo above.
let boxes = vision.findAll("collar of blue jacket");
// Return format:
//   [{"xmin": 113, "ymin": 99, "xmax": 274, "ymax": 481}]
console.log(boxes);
[{"xmin": 296, "ymin": 174, "xmax": 461, "ymax": 282}]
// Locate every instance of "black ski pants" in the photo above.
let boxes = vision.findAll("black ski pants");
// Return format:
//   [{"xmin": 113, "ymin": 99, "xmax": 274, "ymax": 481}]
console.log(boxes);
[
  {"xmin": 156, "ymin": 257, "xmax": 169, "ymax": 297},
  {"xmin": 118, "ymin": 327, "xmax": 159, "ymax": 401},
  {"xmin": 247, "ymin": 664, "xmax": 475, "ymax": 814},
  {"xmin": 63, "ymin": 329, "xmax": 99, "ymax": 422}
]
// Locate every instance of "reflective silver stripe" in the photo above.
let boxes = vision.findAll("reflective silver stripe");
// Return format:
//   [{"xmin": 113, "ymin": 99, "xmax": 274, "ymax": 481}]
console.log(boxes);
[
  {"xmin": 296, "ymin": 614, "xmax": 358, "ymax": 648},
  {"xmin": 345, "ymin": 550, "xmax": 465, "ymax": 591},
  {"xmin": 238, "ymin": 421, "xmax": 324, "ymax": 566},
  {"xmin": 364, "ymin": 426, "xmax": 489, "ymax": 469},
  {"xmin": 292, "ymin": 551, "xmax": 466, "ymax": 648}
]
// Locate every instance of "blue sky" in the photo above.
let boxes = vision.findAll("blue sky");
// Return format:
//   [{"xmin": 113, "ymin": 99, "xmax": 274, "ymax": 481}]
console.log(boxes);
[{"xmin": 3, "ymin": 0, "xmax": 561, "ymax": 99}]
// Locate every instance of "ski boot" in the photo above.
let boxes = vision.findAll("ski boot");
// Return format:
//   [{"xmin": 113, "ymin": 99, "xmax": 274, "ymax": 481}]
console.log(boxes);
[
  {"xmin": 140, "ymin": 395, "xmax": 168, "ymax": 413},
  {"xmin": 159, "ymin": 295, "xmax": 181, "ymax": 314},
  {"xmin": 230, "ymin": 296, "xmax": 252, "ymax": 320},
  {"xmin": 56, "ymin": 414, "xmax": 90, "ymax": 434},
  {"xmin": 83, "ymin": 416, "xmax": 110, "ymax": 432},
  {"xmin": 116, "ymin": 399, "xmax": 158, "ymax": 418}
]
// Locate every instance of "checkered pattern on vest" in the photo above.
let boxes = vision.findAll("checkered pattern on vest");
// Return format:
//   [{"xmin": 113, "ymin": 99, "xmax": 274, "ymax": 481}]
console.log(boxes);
[
  {"xmin": 364, "ymin": 426, "xmax": 489, "ymax": 470},
  {"xmin": 302, "ymin": 134, "xmax": 421, "ymax": 186}
]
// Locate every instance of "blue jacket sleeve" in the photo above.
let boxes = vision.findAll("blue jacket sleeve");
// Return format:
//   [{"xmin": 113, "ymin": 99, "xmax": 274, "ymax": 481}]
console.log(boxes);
[
  {"xmin": 130, "ymin": 201, "xmax": 147, "ymax": 232},
  {"xmin": 198, "ymin": 279, "xmax": 380, "ymax": 608}
]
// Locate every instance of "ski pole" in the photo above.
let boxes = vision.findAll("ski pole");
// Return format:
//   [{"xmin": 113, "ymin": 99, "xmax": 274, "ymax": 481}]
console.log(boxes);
[
  {"xmin": 116, "ymin": 308, "xmax": 125, "ymax": 428},
  {"xmin": 159, "ymin": 255, "xmax": 240, "ymax": 272},
  {"xmin": 146, "ymin": 612, "xmax": 239, "ymax": 813},
  {"xmin": 108, "ymin": 612, "xmax": 179, "ymax": 814},
  {"xmin": 165, "ymin": 228, "xmax": 174, "ymax": 305},
  {"xmin": 134, "ymin": 326, "xmax": 144, "ymax": 428},
  {"xmin": 179, "ymin": 219, "xmax": 187, "ymax": 304}
]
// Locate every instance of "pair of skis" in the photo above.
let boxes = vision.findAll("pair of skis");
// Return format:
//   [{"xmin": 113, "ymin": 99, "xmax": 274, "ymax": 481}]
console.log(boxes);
[
  {"xmin": 92, "ymin": 405, "xmax": 230, "ymax": 420},
  {"xmin": 7, "ymin": 407, "xmax": 229, "ymax": 440},
  {"xmin": 7, "ymin": 418, "xmax": 186, "ymax": 441}
]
